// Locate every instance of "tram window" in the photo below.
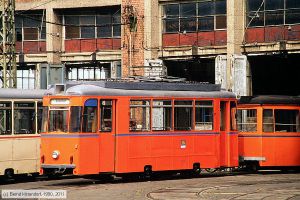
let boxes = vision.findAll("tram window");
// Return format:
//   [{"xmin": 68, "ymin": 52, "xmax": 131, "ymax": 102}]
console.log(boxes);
[
  {"xmin": 37, "ymin": 103, "xmax": 43, "ymax": 134},
  {"xmin": 100, "ymin": 100, "xmax": 112, "ymax": 132},
  {"xmin": 263, "ymin": 109, "xmax": 274, "ymax": 132},
  {"xmin": 152, "ymin": 100, "xmax": 172, "ymax": 131},
  {"xmin": 70, "ymin": 106, "xmax": 82, "ymax": 133},
  {"xmin": 130, "ymin": 100, "xmax": 150, "ymax": 132},
  {"xmin": 174, "ymin": 101, "xmax": 192, "ymax": 131},
  {"xmin": 41, "ymin": 106, "xmax": 48, "ymax": 133},
  {"xmin": 275, "ymin": 109, "xmax": 299, "ymax": 132},
  {"xmin": 0, "ymin": 103, "xmax": 12, "ymax": 135},
  {"xmin": 82, "ymin": 99, "xmax": 98, "ymax": 133},
  {"xmin": 14, "ymin": 103, "xmax": 35, "ymax": 134},
  {"xmin": 195, "ymin": 101, "xmax": 213, "ymax": 131},
  {"xmin": 230, "ymin": 102, "xmax": 237, "ymax": 131},
  {"xmin": 237, "ymin": 109, "xmax": 257, "ymax": 132},
  {"xmin": 49, "ymin": 109, "xmax": 69, "ymax": 132},
  {"xmin": 220, "ymin": 101, "xmax": 226, "ymax": 131}
]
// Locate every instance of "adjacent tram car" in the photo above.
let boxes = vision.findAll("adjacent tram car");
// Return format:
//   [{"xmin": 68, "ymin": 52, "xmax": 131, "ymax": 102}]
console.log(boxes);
[
  {"xmin": 0, "ymin": 89, "xmax": 45, "ymax": 178},
  {"xmin": 40, "ymin": 81, "xmax": 238, "ymax": 176},
  {"xmin": 237, "ymin": 96, "xmax": 300, "ymax": 169}
]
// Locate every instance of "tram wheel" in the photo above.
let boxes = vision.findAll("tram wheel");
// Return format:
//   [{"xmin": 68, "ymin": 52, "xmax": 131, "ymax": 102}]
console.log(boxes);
[{"xmin": 4, "ymin": 169, "xmax": 14, "ymax": 179}]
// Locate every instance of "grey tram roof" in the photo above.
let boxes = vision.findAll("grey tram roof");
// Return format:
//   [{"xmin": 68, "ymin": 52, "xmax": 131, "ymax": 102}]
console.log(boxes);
[
  {"xmin": 46, "ymin": 81, "xmax": 236, "ymax": 98},
  {"xmin": 239, "ymin": 95, "xmax": 300, "ymax": 105},
  {"xmin": 0, "ymin": 88, "xmax": 46, "ymax": 99}
]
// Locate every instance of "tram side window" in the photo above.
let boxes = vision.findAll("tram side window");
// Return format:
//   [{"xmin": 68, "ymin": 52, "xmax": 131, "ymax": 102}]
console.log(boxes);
[
  {"xmin": 0, "ymin": 103, "xmax": 12, "ymax": 135},
  {"xmin": 230, "ymin": 102, "xmax": 237, "ymax": 131},
  {"xmin": 275, "ymin": 109, "xmax": 299, "ymax": 132},
  {"xmin": 152, "ymin": 100, "xmax": 172, "ymax": 131},
  {"xmin": 174, "ymin": 101, "xmax": 193, "ymax": 131},
  {"xmin": 14, "ymin": 103, "xmax": 35, "ymax": 134},
  {"xmin": 49, "ymin": 109, "xmax": 69, "ymax": 132},
  {"xmin": 82, "ymin": 99, "xmax": 98, "ymax": 133},
  {"xmin": 263, "ymin": 109, "xmax": 274, "ymax": 132},
  {"xmin": 70, "ymin": 106, "xmax": 82, "ymax": 132},
  {"xmin": 100, "ymin": 100, "xmax": 112, "ymax": 132},
  {"xmin": 37, "ymin": 103, "xmax": 43, "ymax": 133},
  {"xmin": 237, "ymin": 109, "xmax": 257, "ymax": 132},
  {"xmin": 195, "ymin": 101, "xmax": 213, "ymax": 130},
  {"xmin": 130, "ymin": 100, "xmax": 150, "ymax": 131},
  {"xmin": 41, "ymin": 106, "xmax": 48, "ymax": 133}
]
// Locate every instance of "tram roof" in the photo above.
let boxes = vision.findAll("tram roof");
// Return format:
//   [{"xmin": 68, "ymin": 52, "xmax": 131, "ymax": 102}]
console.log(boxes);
[
  {"xmin": 46, "ymin": 81, "xmax": 236, "ymax": 98},
  {"xmin": 238, "ymin": 95, "xmax": 300, "ymax": 105},
  {"xmin": 0, "ymin": 88, "xmax": 46, "ymax": 99}
]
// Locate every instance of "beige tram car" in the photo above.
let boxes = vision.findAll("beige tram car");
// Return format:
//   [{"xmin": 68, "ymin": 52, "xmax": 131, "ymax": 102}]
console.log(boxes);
[{"xmin": 0, "ymin": 89, "xmax": 45, "ymax": 178}]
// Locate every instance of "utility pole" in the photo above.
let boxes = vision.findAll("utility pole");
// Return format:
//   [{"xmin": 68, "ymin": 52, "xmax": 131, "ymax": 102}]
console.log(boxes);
[{"xmin": 0, "ymin": 0, "xmax": 16, "ymax": 88}]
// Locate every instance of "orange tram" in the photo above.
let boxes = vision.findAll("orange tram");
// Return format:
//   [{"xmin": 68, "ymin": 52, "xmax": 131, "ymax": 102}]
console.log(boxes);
[
  {"xmin": 237, "ymin": 96, "xmax": 300, "ymax": 170},
  {"xmin": 40, "ymin": 81, "xmax": 238, "ymax": 176}
]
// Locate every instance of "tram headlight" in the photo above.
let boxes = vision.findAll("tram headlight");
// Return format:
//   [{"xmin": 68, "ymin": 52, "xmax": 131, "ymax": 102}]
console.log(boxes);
[{"xmin": 52, "ymin": 150, "xmax": 60, "ymax": 159}]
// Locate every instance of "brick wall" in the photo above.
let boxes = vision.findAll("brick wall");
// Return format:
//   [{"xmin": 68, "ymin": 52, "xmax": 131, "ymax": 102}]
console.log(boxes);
[{"xmin": 121, "ymin": 0, "xmax": 145, "ymax": 77}]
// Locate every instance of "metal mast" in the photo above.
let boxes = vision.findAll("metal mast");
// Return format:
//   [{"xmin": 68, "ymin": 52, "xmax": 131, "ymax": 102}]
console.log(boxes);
[{"xmin": 0, "ymin": 0, "xmax": 16, "ymax": 88}]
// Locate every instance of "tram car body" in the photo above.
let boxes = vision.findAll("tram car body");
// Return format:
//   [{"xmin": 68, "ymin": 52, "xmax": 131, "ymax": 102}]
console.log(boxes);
[
  {"xmin": 0, "ymin": 88, "xmax": 45, "ymax": 177},
  {"xmin": 237, "ymin": 96, "xmax": 300, "ymax": 169},
  {"xmin": 41, "ymin": 81, "xmax": 238, "ymax": 176}
]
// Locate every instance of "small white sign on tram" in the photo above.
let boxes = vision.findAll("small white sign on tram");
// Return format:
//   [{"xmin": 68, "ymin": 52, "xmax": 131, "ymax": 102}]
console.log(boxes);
[{"xmin": 50, "ymin": 99, "xmax": 70, "ymax": 105}]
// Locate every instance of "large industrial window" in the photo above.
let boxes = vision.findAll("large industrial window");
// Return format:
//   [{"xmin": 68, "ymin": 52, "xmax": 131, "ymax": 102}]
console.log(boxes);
[
  {"xmin": 237, "ymin": 109, "xmax": 257, "ymax": 132},
  {"xmin": 0, "ymin": 103, "xmax": 12, "ymax": 135},
  {"xmin": 152, "ymin": 100, "xmax": 172, "ymax": 131},
  {"xmin": 14, "ymin": 103, "xmax": 35, "ymax": 134},
  {"xmin": 275, "ymin": 109, "xmax": 300, "ymax": 132},
  {"xmin": 195, "ymin": 101, "xmax": 213, "ymax": 130},
  {"xmin": 163, "ymin": 0, "xmax": 227, "ymax": 33},
  {"xmin": 246, "ymin": 0, "xmax": 300, "ymax": 27},
  {"xmin": 130, "ymin": 100, "xmax": 150, "ymax": 132},
  {"xmin": 174, "ymin": 101, "xmax": 193, "ymax": 131},
  {"xmin": 15, "ymin": 13, "xmax": 46, "ymax": 41},
  {"xmin": 66, "ymin": 64, "xmax": 111, "ymax": 81},
  {"xmin": 64, "ymin": 8, "xmax": 121, "ymax": 39},
  {"xmin": 17, "ymin": 68, "xmax": 35, "ymax": 89}
]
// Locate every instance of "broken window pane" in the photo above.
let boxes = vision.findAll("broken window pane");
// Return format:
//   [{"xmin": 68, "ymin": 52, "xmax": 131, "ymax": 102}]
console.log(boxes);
[
  {"xmin": 164, "ymin": 19, "xmax": 179, "ymax": 33},
  {"xmin": 164, "ymin": 4, "xmax": 179, "ymax": 17},
  {"xmin": 81, "ymin": 27, "xmax": 95, "ymax": 38},
  {"xmin": 180, "ymin": 3, "xmax": 196, "ymax": 17},
  {"xmin": 286, "ymin": 9, "xmax": 300, "ymax": 24},
  {"xmin": 23, "ymin": 15, "xmax": 40, "ymax": 27},
  {"xmin": 247, "ymin": 11, "xmax": 264, "ymax": 26},
  {"xmin": 65, "ymin": 26, "xmax": 80, "ymax": 39},
  {"xmin": 216, "ymin": 15, "xmax": 227, "ymax": 29},
  {"xmin": 265, "ymin": 11, "xmax": 284, "ymax": 25},
  {"xmin": 265, "ymin": 0, "xmax": 284, "ymax": 10},
  {"xmin": 247, "ymin": 0, "xmax": 264, "ymax": 12},
  {"xmin": 180, "ymin": 18, "xmax": 197, "ymax": 32},
  {"xmin": 198, "ymin": 1, "xmax": 215, "ymax": 16},
  {"xmin": 23, "ymin": 28, "xmax": 38, "ymax": 40},
  {"xmin": 97, "ymin": 15, "xmax": 112, "ymax": 38},
  {"xmin": 65, "ymin": 16, "xmax": 79, "ymax": 25},
  {"xmin": 286, "ymin": 0, "xmax": 300, "ymax": 8},
  {"xmin": 80, "ymin": 16, "xmax": 94, "ymax": 25},
  {"xmin": 198, "ymin": 16, "xmax": 214, "ymax": 31},
  {"xmin": 16, "ymin": 28, "xmax": 22, "ymax": 41},
  {"xmin": 215, "ymin": 0, "xmax": 226, "ymax": 14}
]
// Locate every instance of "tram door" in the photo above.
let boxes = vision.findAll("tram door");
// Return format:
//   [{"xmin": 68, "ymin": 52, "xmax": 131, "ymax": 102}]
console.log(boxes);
[
  {"xmin": 99, "ymin": 99, "xmax": 116, "ymax": 172},
  {"xmin": 220, "ymin": 101, "xmax": 230, "ymax": 167}
]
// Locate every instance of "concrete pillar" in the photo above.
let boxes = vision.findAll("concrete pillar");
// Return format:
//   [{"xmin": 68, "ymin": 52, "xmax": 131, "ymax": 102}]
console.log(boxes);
[
  {"xmin": 226, "ymin": 0, "xmax": 245, "ymax": 91},
  {"xmin": 46, "ymin": 8, "xmax": 62, "ymax": 64},
  {"xmin": 144, "ymin": 0, "xmax": 159, "ymax": 62}
]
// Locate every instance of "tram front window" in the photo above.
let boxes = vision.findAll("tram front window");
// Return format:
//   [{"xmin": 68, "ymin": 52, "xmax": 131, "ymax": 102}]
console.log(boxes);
[{"xmin": 49, "ymin": 109, "xmax": 69, "ymax": 132}]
